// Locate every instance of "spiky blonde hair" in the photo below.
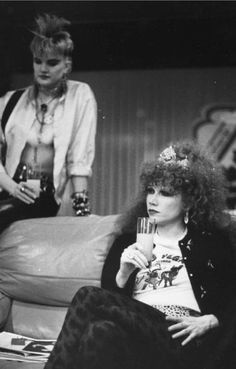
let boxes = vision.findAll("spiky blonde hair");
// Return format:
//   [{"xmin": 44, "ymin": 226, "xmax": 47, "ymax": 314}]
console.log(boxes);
[{"xmin": 30, "ymin": 14, "xmax": 74, "ymax": 57}]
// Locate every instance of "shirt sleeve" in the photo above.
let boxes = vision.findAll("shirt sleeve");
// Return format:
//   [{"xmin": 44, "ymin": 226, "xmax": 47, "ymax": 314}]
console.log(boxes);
[
  {"xmin": 0, "ymin": 125, "xmax": 5, "ymax": 173},
  {"xmin": 66, "ymin": 84, "xmax": 97, "ymax": 177},
  {"xmin": 0, "ymin": 92, "xmax": 11, "ymax": 173},
  {"xmin": 209, "ymin": 229, "xmax": 236, "ymax": 325},
  {"xmin": 101, "ymin": 233, "xmax": 137, "ymax": 296}
]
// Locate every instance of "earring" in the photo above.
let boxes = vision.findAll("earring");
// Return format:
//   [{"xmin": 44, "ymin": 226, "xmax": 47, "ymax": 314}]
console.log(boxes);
[
  {"xmin": 57, "ymin": 74, "xmax": 67, "ymax": 96},
  {"xmin": 184, "ymin": 211, "xmax": 189, "ymax": 225}
]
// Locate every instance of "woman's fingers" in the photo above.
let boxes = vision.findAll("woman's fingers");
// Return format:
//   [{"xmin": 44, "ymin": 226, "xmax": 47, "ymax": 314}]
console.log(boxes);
[
  {"xmin": 168, "ymin": 322, "xmax": 186, "ymax": 332},
  {"xmin": 171, "ymin": 328, "xmax": 190, "ymax": 339},
  {"xmin": 122, "ymin": 245, "xmax": 149, "ymax": 269},
  {"xmin": 181, "ymin": 333, "xmax": 195, "ymax": 346},
  {"xmin": 166, "ymin": 315, "xmax": 218, "ymax": 346},
  {"xmin": 21, "ymin": 183, "xmax": 38, "ymax": 198},
  {"xmin": 130, "ymin": 243, "xmax": 149, "ymax": 264},
  {"xmin": 13, "ymin": 182, "xmax": 37, "ymax": 204}
]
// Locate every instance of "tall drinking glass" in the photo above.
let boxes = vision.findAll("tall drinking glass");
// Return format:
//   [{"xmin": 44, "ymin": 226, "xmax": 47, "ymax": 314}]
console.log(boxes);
[
  {"xmin": 136, "ymin": 217, "xmax": 156, "ymax": 262},
  {"xmin": 26, "ymin": 165, "xmax": 41, "ymax": 198}
]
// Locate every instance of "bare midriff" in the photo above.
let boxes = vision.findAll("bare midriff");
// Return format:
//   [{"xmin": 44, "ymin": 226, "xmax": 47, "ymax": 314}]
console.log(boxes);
[{"xmin": 20, "ymin": 142, "xmax": 54, "ymax": 178}]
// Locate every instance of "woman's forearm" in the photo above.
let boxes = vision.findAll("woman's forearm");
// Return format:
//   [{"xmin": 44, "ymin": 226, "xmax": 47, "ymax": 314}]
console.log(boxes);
[
  {"xmin": 0, "ymin": 171, "xmax": 17, "ymax": 194},
  {"xmin": 115, "ymin": 269, "xmax": 130, "ymax": 288},
  {"xmin": 71, "ymin": 175, "xmax": 88, "ymax": 193}
]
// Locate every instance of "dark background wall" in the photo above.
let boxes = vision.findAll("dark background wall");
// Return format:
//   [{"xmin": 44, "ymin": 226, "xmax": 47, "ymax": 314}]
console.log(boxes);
[
  {"xmin": 1, "ymin": 1, "xmax": 236, "ymax": 77},
  {"xmin": 1, "ymin": 1, "xmax": 236, "ymax": 215}
]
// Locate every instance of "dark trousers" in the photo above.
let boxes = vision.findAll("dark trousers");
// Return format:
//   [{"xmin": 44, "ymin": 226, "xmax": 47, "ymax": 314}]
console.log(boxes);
[
  {"xmin": 44, "ymin": 286, "xmax": 219, "ymax": 369},
  {"xmin": 0, "ymin": 191, "xmax": 59, "ymax": 233}
]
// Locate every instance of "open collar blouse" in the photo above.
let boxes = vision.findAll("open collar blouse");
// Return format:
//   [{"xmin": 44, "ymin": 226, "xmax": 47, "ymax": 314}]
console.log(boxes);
[{"xmin": 0, "ymin": 80, "xmax": 97, "ymax": 202}]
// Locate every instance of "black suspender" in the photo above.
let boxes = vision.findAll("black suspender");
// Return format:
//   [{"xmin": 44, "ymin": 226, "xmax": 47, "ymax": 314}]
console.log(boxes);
[{"xmin": 1, "ymin": 89, "xmax": 25, "ymax": 133}]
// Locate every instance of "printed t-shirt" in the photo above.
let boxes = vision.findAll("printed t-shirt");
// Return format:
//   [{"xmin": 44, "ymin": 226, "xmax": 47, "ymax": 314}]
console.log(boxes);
[{"xmin": 133, "ymin": 231, "xmax": 201, "ymax": 314}]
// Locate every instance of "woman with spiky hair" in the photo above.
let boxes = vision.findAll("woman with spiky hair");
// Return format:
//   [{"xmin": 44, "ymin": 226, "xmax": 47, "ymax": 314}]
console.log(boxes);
[
  {"xmin": 0, "ymin": 14, "xmax": 97, "ymax": 230},
  {"xmin": 45, "ymin": 140, "xmax": 236, "ymax": 369}
]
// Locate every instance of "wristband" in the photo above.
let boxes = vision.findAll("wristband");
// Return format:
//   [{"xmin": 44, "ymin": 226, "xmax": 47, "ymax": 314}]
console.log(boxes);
[{"xmin": 71, "ymin": 190, "xmax": 91, "ymax": 216}]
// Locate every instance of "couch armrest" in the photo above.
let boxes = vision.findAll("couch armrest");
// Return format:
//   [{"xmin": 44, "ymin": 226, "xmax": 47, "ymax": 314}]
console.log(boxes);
[{"xmin": 0, "ymin": 292, "xmax": 11, "ymax": 329}]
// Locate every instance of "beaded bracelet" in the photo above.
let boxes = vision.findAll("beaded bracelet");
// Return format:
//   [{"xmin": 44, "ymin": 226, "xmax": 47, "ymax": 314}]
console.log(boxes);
[{"xmin": 71, "ymin": 190, "xmax": 91, "ymax": 216}]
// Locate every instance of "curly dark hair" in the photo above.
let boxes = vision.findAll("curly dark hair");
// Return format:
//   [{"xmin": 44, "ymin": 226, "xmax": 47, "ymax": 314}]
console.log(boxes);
[{"xmin": 117, "ymin": 140, "xmax": 229, "ymax": 234}]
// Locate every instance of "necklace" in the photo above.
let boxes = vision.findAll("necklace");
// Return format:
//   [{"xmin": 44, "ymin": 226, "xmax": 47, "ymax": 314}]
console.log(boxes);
[
  {"xmin": 33, "ymin": 96, "xmax": 59, "ymax": 164},
  {"xmin": 36, "ymin": 93, "xmax": 57, "ymax": 122},
  {"xmin": 38, "ymin": 83, "xmax": 64, "ymax": 98}
]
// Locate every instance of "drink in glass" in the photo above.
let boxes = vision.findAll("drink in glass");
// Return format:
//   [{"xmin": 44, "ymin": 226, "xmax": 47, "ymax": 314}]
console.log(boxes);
[
  {"xmin": 26, "ymin": 165, "xmax": 41, "ymax": 198},
  {"xmin": 136, "ymin": 217, "xmax": 155, "ymax": 262}
]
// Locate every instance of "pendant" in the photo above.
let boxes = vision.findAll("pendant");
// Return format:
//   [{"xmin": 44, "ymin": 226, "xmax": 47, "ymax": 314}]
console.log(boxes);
[{"xmin": 41, "ymin": 104, "xmax": 48, "ymax": 113}]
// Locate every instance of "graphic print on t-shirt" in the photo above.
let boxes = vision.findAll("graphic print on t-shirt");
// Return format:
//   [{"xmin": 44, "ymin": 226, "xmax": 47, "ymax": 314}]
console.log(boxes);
[
  {"xmin": 134, "ymin": 252, "xmax": 183, "ymax": 291},
  {"xmin": 133, "ymin": 234, "xmax": 201, "ymax": 313}
]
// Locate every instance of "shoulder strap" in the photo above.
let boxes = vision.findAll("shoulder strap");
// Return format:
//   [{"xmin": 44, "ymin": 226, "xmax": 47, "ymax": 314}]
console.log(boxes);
[{"xmin": 1, "ymin": 89, "xmax": 25, "ymax": 134}]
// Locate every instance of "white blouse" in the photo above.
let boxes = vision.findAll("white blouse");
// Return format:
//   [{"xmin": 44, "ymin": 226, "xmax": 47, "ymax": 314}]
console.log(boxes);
[{"xmin": 0, "ymin": 80, "xmax": 97, "ymax": 203}]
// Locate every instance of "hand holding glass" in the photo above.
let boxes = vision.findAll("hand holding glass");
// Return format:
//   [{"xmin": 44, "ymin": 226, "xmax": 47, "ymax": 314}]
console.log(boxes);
[{"xmin": 136, "ymin": 217, "xmax": 155, "ymax": 262}]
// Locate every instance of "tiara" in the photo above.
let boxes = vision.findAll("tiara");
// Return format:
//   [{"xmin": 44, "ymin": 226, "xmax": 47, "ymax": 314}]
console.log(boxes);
[{"xmin": 159, "ymin": 146, "xmax": 189, "ymax": 168}]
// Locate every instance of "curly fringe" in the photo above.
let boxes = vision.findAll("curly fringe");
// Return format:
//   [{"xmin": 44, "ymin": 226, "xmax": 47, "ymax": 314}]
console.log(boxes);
[
  {"xmin": 118, "ymin": 140, "xmax": 230, "ymax": 234},
  {"xmin": 30, "ymin": 14, "xmax": 74, "ymax": 57}
]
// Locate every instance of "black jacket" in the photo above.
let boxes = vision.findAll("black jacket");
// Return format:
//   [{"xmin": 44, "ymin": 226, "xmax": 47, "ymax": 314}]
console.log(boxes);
[{"xmin": 101, "ymin": 225, "xmax": 236, "ymax": 326}]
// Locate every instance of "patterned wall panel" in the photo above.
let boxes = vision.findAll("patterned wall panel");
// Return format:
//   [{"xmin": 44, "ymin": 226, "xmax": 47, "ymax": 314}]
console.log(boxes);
[{"xmin": 12, "ymin": 68, "xmax": 236, "ymax": 215}]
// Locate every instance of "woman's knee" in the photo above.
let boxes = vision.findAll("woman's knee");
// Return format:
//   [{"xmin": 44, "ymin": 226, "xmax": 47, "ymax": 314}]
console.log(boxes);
[{"xmin": 71, "ymin": 285, "xmax": 102, "ymax": 305}]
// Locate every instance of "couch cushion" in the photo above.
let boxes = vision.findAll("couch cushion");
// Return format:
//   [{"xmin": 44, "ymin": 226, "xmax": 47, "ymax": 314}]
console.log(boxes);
[
  {"xmin": 5, "ymin": 301, "xmax": 66, "ymax": 340},
  {"xmin": 0, "ymin": 215, "xmax": 118, "ymax": 306}
]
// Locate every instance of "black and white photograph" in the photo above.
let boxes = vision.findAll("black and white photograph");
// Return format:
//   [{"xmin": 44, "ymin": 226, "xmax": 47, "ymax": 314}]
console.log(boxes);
[{"xmin": 0, "ymin": 1, "xmax": 236, "ymax": 368}]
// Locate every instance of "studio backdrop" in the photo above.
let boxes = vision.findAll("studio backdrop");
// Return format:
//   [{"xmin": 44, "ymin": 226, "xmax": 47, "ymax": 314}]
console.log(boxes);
[{"xmin": 12, "ymin": 67, "xmax": 236, "ymax": 215}]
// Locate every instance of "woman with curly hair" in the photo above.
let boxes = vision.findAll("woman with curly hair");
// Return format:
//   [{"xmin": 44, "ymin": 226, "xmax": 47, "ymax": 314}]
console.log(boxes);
[
  {"xmin": 0, "ymin": 14, "xmax": 97, "ymax": 232},
  {"xmin": 45, "ymin": 140, "xmax": 236, "ymax": 369}
]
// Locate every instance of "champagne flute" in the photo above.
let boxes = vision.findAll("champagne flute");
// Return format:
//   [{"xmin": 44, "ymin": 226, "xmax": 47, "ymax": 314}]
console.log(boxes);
[{"xmin": 136, "ymin": 217, "xmax": 156, "ymax": 265}]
